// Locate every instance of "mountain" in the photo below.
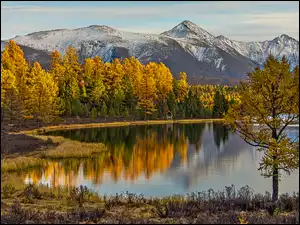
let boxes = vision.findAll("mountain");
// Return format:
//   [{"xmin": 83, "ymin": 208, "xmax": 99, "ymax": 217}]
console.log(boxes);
[
  {"xmin": 1, "ymin": 40, "xmax": 52, "ymax": 69},
  {"xmin": 213, "ymin": 34, "xmax": 299, "ymax": 70},
  {"xmin": 1, "ymin": 20, "xmax": 298, "ymax": 84}
]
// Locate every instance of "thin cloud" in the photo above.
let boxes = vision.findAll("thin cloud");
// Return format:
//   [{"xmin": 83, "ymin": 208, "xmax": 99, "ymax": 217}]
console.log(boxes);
[{"xmin": 1, "ymin": 1, "xmax": 299, "ymax": 41}]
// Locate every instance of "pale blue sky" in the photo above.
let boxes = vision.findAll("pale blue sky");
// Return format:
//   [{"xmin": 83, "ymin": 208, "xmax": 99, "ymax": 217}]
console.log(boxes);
[{"xmin": 1, "ymin": 1, "xmax": 299, "ymax": 41}]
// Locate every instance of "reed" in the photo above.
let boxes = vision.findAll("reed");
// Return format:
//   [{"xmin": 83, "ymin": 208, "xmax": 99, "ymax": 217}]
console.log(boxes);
[
  {"xmin": 1, "ymin": 156, "xmax": 46, "ymax": 173},
  {"xmin": 40, "ymin": 140, "xmax": 107, "ymax": 159}
]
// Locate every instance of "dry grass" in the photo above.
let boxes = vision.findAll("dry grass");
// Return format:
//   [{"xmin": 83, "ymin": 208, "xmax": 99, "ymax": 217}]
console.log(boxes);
[
  {"xmin": 17, "ymin": 119, "xmax": 225, "ymax": 134},
  {"xmin": 1, "ymin": 157, "xmax": 46, "ymax": 173},
  {"xmin": 1, "ymin": 184, "xmax": 299, "ymax": 224},
  {"xmin": 1, "ymin": 134, "xmax": 107, "ymax": 171},
  {"xmin": 40, "ymin": 140, "xmax": 107, "ymax": 159}
]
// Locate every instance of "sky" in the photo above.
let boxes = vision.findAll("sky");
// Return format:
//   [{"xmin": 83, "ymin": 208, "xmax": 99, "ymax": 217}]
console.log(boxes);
[{"xmin": 1, "ymin": 1, "xmax": 299, "ymax": 41}]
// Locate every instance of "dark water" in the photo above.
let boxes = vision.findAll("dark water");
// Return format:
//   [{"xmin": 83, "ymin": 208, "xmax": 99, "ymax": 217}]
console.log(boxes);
[{"xmin": 23, "ymin": 123, "xmax": 299, "ymax": 196}]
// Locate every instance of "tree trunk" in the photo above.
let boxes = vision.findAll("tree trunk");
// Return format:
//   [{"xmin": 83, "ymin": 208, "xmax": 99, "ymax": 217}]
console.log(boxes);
[
  {"xmin": 1, "ymin": 107, "xmax": 3, "ymax": 122},
  {"xmin": 272, "ymin": 163, "xmax": 279, "ymax": 202},
  {"xmin": 272, "ymin": 128, "xmax": 279, "ymax": 202}
]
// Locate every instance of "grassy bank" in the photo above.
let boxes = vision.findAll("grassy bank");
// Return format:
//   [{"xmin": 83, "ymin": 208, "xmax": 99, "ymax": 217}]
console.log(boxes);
[
  {"xmin": 40, "ymin": 138, "xmax": 107, "ymax": 159},
  {"xmin": 1, "ymin": 157, "xmax": 46, "ymax": 173},
  {"xmin": 1, "ymin": 135, "xmax": 107, "ymax": 172},
  {"xmin": 1, "ymin": 183, "xmax": 298, "ymax": 224},
  {"xmin": 18, "ymin": 118, "xmax": 225, "ymax": 134}
]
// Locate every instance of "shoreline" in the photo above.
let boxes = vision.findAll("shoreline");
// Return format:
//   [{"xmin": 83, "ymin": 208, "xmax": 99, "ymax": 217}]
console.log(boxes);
[
  {"xmin": 15, "ymin": 118, "xmax": 225, "ymax": 134},
  {"xmin": 1, "ymin": 118, "xmax": 224, "ymax": 168}
]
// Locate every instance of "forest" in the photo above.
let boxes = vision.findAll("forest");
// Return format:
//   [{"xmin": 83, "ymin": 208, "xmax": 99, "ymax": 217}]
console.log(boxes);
[{"xmin": 1, "ymin": 40, "xmax": 241, "ymax": 124}]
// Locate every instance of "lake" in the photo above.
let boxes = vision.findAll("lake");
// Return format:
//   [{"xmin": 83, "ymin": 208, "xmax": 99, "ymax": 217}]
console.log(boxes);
[{"xmin": 22, "ymin": 122, "xmax": 299, "ymax": 196}]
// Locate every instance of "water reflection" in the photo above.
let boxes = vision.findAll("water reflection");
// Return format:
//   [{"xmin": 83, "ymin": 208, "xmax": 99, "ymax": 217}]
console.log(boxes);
[{"xmin": 22, "ymin": 123, "xmax": 299, "ymax": 196}]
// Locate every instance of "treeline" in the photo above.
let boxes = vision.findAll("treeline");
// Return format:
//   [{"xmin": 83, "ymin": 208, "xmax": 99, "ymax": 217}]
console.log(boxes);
[{"xmin": 1, "ymin": 40, "xmax": 240, "ymax": 124}]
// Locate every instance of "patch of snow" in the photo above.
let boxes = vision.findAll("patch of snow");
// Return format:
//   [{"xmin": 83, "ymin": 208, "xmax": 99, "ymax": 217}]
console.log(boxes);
[{"xmin": 6, "ymin": 22, "xmax": 298, "ymax": 71}]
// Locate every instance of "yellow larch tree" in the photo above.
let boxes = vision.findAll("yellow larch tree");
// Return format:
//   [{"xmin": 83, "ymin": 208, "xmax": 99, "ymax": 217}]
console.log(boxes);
[
  {"xmin": 93, "ymin": 56, "xmax": 105, "ymax": 81},
  {"xmin": 83, "ymin": 58, "xmax": 95, "ymax": 87},
  {"xmin": 25, "ymin": 62, "xmax": 60, "ymax": 126},
  {"xmin": 103, "ymin": 58, "xmax": 125, "ymax": 95},
  {"xmin": 137, "ymin": 64, "xmax": 157, "ymax": 118},
  {"xmin": 88, "ymin": 56, "xmax": 107, "ymax": 106},
  {"xmin": 1, "ymin": 40, "xmax": 30, "ymax": 119},
  {"xmin": 153, "ymin": 62, "xmax": 173, "ymax": 102},
  {"xmin": 225, "ymin": 56, "xmax": 299, "ymax": 202},
  {"xmin": 61, "ymin": 47, "xmax": 81, "ymax": 114},
  {"xmin": 1, "ymin": 66, "xmax": 19, "ymax": 121},
  {"xmin": 176, "ymin": 72, "xmax": 189, "ymax": 102},
  {"xmin": 50, "ymin": 50, "xmax": 65, "ymax": 87}
]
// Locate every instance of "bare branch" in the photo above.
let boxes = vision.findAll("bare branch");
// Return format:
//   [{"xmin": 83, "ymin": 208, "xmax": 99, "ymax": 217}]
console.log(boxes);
[
  {"xmin": 242, "ymin": 137, "xmax": 268, "ymax": 149},
  {"xmin": 234, "ymin": 121, "xmax": 269, "ymax": 148},
  {"xmin": 247, "ymin": 94, "xmax": 274, "ymax": 130},
  {"xmin": 277, "ymin": 115, "xmax": 297, "ymax": 139}
]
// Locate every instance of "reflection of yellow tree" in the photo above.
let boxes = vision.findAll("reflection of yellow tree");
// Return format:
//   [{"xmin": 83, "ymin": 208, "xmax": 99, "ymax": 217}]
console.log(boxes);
[
  {"xmin": 24, "ymin": 130, "xmax": 188, "ymax": 186},
  {"xmin": 176, "ymin": 132, "xmax": 188, "ymax": 165},
  {"xmin": 25, "ymin": 161, "xmax": 79, "ymax": 188},
  {"xmin": 127, "ymin": 132, "xmax": 175, "ymax": 180}
]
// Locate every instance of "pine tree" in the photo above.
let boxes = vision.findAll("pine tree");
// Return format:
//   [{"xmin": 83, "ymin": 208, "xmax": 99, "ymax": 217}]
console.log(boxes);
[
  {"xmin": 71, "ymin": 99, "xmax": 83, "ymax": 116},
  {"xmin": 82, "ymin": 104, "xmax": 90, "ymax": 117},
  {"xmin": 123, "ymin": 107, "xmax": 129, "ymax": 118},
  {"xmin": 108, "ymin": 107, "xmax": 116, "ymax": 117},
  {"xmin": 100, "ymin": 102, "xmax": 108, "ymax": 118},
  {"xmin": 212, "ymin": 89, "xmax": 228, "ymax": 118},
  {"xmin": 91, "ymin": 107, "xmax": 97, "ymax": 120}
]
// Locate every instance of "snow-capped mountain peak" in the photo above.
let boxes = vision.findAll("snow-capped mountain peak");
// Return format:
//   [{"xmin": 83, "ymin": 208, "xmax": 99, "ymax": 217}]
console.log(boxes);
[
  {"xmin": 280, "ymin": 34, "xmax": 293, "ymax": 40},
  {"xmin": 2, "ymin": 20, "xmax": 298, "ymax": 84},
  {"xmin": 161, "ymin": 20, "xmax": 215, "ymax": 45}
]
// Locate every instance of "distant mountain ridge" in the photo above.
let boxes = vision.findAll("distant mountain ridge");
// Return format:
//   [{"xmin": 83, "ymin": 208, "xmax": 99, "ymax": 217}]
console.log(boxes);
[{"xmin": 1, "ymin": 20, "xmax": 298, "ymax": 84}]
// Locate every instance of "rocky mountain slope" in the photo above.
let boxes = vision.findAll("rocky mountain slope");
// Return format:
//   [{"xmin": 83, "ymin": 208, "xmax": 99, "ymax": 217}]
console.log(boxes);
[{"xmin": 2, "ymin": 20, "xmax": 298, "ymax": 84}]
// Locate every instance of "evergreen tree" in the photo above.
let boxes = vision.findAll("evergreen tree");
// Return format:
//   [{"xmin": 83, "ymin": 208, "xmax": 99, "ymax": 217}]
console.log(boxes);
[
  {"xmin": 212, "ymin": 90, "xmax": 229, "ymax": 118},
  {"xmin": 91, "ymin": 107, "xmax": 98, "ymax": 120},
  {"xmin": 71, "ymin": 99, "xmax": 83, "ymax": 116},
  {"xmin": 100, "ymin": 102, "xmax": 108, "ymax": 118}
]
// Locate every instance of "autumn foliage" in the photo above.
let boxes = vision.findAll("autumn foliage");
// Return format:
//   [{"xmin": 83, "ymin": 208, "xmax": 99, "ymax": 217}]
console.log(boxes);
[
  {"xmin": 1, "ymin": 41, "xmax": 240, "ymax": 123},
  {"xmin": 225, "ymin": 55, "xmax": 299, "ymax": 202}
]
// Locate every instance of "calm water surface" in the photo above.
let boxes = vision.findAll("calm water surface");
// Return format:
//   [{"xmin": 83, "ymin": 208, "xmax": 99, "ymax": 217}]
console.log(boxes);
[{"xmin": 22, "ymin": 123, "xmax": 299, "ymax": 196}]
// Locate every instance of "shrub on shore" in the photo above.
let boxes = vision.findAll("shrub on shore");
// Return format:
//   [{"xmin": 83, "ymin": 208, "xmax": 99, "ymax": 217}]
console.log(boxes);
[{"xmin": 1, "ymin": 184, "xmax": 299, "ymax": 224}]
